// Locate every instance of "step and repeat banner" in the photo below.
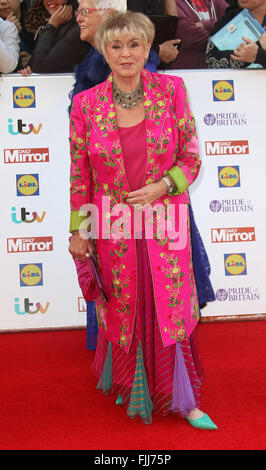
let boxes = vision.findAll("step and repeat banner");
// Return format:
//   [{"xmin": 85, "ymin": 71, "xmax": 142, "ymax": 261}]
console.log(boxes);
[{"xmin": 0, "ymin": 70, "xmax": 265, "ymax": 331}]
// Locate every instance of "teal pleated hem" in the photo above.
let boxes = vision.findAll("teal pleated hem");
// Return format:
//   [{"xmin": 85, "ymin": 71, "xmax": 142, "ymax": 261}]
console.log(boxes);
[{"xmin": 96, "ymin": 341, "xmax": 154, "ymax": 424}]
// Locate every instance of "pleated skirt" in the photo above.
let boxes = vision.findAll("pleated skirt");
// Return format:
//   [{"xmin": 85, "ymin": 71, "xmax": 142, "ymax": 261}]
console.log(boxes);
[{"xmin": 93, "ymin": 237, "xmax": 203, "ymax": 424}]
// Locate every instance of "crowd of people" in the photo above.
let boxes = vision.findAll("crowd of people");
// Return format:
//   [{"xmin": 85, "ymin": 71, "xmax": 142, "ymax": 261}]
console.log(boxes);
[{"xmin": 0, "ymin": 0, "xmax": 265, "ymax": 74}]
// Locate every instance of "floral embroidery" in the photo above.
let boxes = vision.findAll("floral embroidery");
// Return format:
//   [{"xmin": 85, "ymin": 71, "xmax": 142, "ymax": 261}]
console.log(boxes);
[{"xmin": 160, "ymin": 252, "xmax": 184, "ymax": 308}]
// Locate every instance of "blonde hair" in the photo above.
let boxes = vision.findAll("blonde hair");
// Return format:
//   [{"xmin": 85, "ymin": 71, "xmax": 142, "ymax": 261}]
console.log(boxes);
[{"xmin": 94, "ymin": 10, "xmax": 155, "ymax": 57}]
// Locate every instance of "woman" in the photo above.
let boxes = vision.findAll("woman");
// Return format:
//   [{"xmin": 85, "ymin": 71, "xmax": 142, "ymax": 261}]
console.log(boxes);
[
  {"xmin": 69, "ymin": 10, "xmax": 217, "ymax": 429},
  {"xmin": 72, "ymin": 0, "xmax": 214, "ymax": 353},
  {"xmin": 169, "ymin": 0, "xmax": 228, "ymax": 69},
  {"xmin": 0, "ymin": 15, "xmax": 19, "ymax": 72},
  {"xmin": 19, "ymin": 0, "xmax": 90, "ymax": 74},
  {"xmin": 206, "ymin": 0, "xmax": 266, "ymax": 68}
]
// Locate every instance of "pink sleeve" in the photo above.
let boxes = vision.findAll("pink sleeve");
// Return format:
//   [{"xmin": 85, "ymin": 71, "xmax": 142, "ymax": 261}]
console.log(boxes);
[{"xmin": 173, "ymin": 78, "xmax": 201, "ymax": 186}]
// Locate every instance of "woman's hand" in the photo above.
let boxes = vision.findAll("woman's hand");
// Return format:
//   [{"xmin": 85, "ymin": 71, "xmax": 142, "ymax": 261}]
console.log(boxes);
[
  {"xmin": 127, "ymin": 180, "xmax": 167, "ymax": 209},
  {"xmin": 159, "ymin": 39, "xmax": 180, "ymax": 63},
  {"xmin": 231, "ymin": 36, "xmax": 258, "ymax": 63},
  {"xmin": 17, "ymin": 65, "xmax": 32, "ymax": 76},
  {"xmin": 49, "ymin": 4, "xmax": 73, "ymax": 28},
  {"xmin": 259, "ymin": 31, "xmax": 266, "ymax": 50},
  {"xmin": 69, "ymin": 233, "xmax": 93, "ymax": 262},
  {"xmin": 6, "ymin": 12, "xmax": 22, "ymax": 32}
]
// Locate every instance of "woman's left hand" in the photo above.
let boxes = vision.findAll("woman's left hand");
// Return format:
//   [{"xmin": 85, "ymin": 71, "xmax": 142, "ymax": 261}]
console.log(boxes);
[
  {"xmin": 127, "ymin": 180, "xmax": 167, "ymax": 209},
  {"xmin": 231, "ymin": 36, "xmax": 258, "ymax": 63}
]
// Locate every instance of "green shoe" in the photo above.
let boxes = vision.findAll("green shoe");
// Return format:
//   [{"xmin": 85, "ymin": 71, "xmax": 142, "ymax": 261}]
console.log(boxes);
[
  {"xmin": 116, "ymin": 394, "xmax": 123, "ymax": 406},
  {"xmin": 185, "ymin": 413, "xmax": 217, "ymax": 430}
]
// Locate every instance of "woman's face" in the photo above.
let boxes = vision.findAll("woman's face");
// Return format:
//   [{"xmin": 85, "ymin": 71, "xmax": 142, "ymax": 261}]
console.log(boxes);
[
  {"xmin": 43, "ymin": 0, "xmax": 67, "ymax": 15},
  {"xmin": 0, "ymin": 0, "xmax": 22, "ymax": 19},
  {"xmin": 104, "ymin": 32, "xmax": 150, "ymax": 84},
  {"xmin": 76, "ymin": 0, "xmax": 104, "ymax": 43}
]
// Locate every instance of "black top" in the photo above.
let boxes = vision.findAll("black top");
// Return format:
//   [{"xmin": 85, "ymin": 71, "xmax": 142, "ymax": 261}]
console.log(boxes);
[
  {"xmin": 30, "ymin": 16, "xmax": 90, "ymax": 73},
  {"xmin": 127, "ymin": 0, "xmax": 164, "ymax": 15}
]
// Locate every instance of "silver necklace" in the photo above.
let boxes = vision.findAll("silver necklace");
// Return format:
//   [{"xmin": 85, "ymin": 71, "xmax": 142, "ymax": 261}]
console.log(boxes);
[{"xmin": 112, "ymin": 78, "xmax": 144, "ymax": 110}]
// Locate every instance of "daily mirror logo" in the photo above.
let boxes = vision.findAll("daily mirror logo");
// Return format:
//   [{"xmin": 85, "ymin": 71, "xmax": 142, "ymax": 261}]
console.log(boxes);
[
  {"xmin": 4, "ymin": 148, "xmax": 49, "ymax": 164},
  {"xmin": 205, "ymin": 140, "xmax": 249, "ymax": 156},
  {"xmin": 211, "ymin": 227, "xmax": 256, "ymax": 243},
  {"xmin": 13, "ymin": 86, "xmax": 36, "ymax": 108},
  {"xmin": 7, "ymin": 237, "xmax": 53, "ymax": 253},
  {"xmin": 212, "ymin": 80, "xmax": 235, "ymax": 101}
]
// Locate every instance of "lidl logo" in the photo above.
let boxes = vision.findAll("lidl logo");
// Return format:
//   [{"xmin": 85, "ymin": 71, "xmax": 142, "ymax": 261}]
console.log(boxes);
[
  {"xmin": 13, "ymin": 86, "xmax": 36, "ymax": 108},
  {"xmin": 19, "ymin": 263, "xmax": 43, "ymax": 287},
  {"xmin": 16, "ymin": 174, "xmax": 40, "ymax": 196},
  {"xmin": 224, "ymin": 253, "xmax": 247, "ymax": 276},
  {"xmin": 218, "ymin": 166, "xmax": 240, "ymax": 188},
  {"xmin": 213, "ymin": 80, "xmax": 235, "ymax": 102}
]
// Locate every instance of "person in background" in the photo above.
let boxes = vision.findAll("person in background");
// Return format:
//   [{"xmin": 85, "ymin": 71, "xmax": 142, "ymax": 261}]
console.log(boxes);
[
  {"xmin": 169, "ymin": 0, "xmax": 228, "ymax": 69},
  {"xmin": 0, "ymin": 15, "xmax": 19, "ymax": 72},
  {"xmin": 206, "ymin": 0, "xmax": 266, "ymax": 68},
  {"xmin": 69, "ymin": 9, "xmax": 217, "ymax": 430},
  {"xmin": 0, "ymin": 0, "xmax": 34, "ymax": 68},
  {"xmin": 18, "ymin": 0, "xmax": 90, "ymax": 74},
  {"xmin": 70, "ymin": 0, "xmax": 160, "ymax": 99},
  {"xmin": 127, "ymin": 0, "xmax": 181, "ymax": 65}
]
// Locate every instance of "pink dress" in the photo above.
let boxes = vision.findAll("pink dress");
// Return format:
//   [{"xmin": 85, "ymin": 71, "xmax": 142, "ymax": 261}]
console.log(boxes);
[{"xmin": 93, "ymin": 120, "xmax": 203, "ymax": 423}]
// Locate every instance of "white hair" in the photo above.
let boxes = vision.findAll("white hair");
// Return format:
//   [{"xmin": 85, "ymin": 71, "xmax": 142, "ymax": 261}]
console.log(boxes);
[{"xmin": 91, "ymin": 0, "xmax": 127, "ymax": 12}]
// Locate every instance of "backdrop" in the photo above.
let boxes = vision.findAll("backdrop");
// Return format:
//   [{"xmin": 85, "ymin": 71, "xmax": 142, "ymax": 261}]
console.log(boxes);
[{"xmin": 0, "ymin": 69, "xmax": 265, "ymax": 331}]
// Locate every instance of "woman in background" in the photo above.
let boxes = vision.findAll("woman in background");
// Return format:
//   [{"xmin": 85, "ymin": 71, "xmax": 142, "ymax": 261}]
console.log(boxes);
[
  {"xmin": 206, "ymin": 0, "xmax": 266, "ymax": 68},
  {"xmin": 169, "ymin": 0, "xmax": 228, "ymax": 69},
  {"xmin": 19, "ymin": 0, "xmax": 90, "ymax": 74}
]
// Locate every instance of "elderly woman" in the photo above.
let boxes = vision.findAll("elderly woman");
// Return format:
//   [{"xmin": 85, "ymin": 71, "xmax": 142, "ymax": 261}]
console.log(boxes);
[
  {"xmin": 206, "ymin": 0, "xmax": 266, "ymax": 68},
  {"xmin": 69, "ymin": 10, "xmax": 217, "ymax": 429}
]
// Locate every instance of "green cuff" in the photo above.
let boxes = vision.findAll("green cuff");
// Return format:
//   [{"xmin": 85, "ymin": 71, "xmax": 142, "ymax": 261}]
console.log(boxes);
[
  {"xmin": 69, "ymin": 210, "xmax": 88, "ymax": 232},
  {"xmin": 168, "ymin": 166, "xmax": 189, "ymax": 195}
]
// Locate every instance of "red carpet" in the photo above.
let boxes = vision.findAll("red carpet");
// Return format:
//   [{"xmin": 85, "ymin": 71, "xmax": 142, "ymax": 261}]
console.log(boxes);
[{"xmin": 0, "ymin": 320, "xmax": 266, "ymax": 450}]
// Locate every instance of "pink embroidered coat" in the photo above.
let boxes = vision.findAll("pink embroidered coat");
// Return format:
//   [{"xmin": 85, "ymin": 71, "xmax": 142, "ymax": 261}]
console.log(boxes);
[{"xmin": 69, "ymin": 70, "xmax": 201, "ymax": 354}]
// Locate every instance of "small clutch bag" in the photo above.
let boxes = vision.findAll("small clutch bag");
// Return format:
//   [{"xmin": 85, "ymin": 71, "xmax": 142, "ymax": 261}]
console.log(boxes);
[{"xmin": 70, "ymin": 237, "xmax": 108, "ymax": 302}]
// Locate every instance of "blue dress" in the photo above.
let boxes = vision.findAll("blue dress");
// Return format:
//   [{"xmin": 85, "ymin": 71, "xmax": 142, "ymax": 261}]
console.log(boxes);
[{"xmin": 69, "ymin": 46, "xmax": 215, "ymax": 350}]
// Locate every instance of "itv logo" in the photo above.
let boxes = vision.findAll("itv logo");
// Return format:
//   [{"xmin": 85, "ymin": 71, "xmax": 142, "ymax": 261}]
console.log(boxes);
[
  {"xmin": 11, "ymin": 206, "xmax": 46, "ymax": 224},
  {"xmin": 14, "ymin": 297, "xmax": 50, "ymax": 315},
  {"xmin": 8, "ymin": 118, "xmax": 42, "ymax": 135}
]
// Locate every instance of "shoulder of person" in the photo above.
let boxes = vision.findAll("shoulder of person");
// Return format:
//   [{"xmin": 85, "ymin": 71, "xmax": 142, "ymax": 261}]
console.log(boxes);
[
  {"xmin": 73, "ymin": 76, "xmax": 108, "ymax": 107},
  {"xmin": 143, "ymin": 70, "xmax": 184, "ymax": 92},
  {"xmin": 0, "ymin": 17, "xmax": 18, "ymax": 35}
]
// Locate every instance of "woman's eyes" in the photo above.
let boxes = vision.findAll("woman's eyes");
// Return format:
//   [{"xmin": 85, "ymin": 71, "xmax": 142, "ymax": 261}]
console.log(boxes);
[{"xmin": 111, "ymin": 42, "xmax": 139, "ymax": 49}]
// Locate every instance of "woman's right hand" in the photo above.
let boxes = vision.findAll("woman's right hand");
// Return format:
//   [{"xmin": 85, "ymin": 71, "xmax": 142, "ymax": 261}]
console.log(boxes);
[
  {"xmin": 49, "ymin": 5, "xmax": 73, "ymax": 28},
  {"xmin": 69, "ymin": 233, "xmax": 94, "ymax": 262},
  {"xmin": 259, "ymin": 31, "xmax": 266, "ymax": 50},
  {"xmin": 17, "ymin": 66, "xmax": 32, "ymax": 76}
]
